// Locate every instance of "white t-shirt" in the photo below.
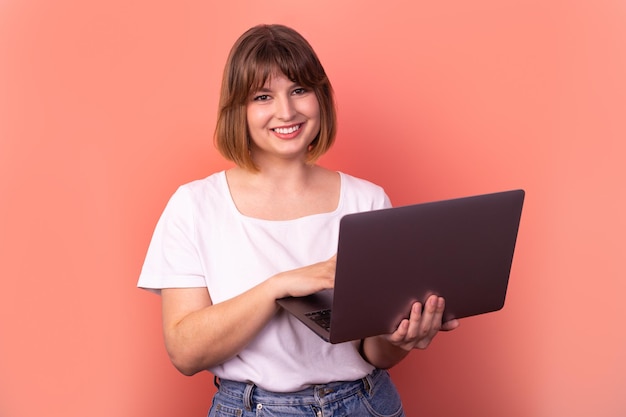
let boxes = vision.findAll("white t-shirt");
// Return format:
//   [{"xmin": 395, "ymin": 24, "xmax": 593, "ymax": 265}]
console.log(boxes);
[{"xmin": 138, "ymin": 170, "xmax": 391, "ymax": 392}]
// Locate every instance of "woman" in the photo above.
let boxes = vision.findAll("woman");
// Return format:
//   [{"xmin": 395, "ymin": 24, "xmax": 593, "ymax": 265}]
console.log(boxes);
[{"xmin": 138, "ymin": 24, "xmax": 458, "ymax": 416}]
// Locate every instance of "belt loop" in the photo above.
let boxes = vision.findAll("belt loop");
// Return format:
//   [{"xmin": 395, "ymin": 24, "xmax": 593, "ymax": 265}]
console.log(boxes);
[
  {"xmin": 243, "ymin": 382, "xmax": 255, "ymax": 411},
  {"xmin": 363, "ymin": 372, "xmax": 374, "ymax": 396},
  {"xmin": 213, "ymin": 375, "xmax": 220, "ymax": 389}
]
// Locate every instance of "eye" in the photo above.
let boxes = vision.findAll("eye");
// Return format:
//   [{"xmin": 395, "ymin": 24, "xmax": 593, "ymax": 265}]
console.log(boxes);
[
  {"xmin": 252, "ymin": 94, "xmax": 271, "ymax": 101},
  {"xmin": 292, "ymin": 87, "xmax": 308, "ymax": 95}
]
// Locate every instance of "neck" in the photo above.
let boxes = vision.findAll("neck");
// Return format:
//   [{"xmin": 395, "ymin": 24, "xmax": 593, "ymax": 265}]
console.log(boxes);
[{"xmin": 233, "ymin": 161, "xmax": 319, "ymax": 194}]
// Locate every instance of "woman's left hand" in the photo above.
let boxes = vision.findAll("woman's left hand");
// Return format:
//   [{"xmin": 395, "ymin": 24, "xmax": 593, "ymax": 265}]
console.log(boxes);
[{"xmin": 385, "ymin": 295, "xmax": 460, "ymax": 351}]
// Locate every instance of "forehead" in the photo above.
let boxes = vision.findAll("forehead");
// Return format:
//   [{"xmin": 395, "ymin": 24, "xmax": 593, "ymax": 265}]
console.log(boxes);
[
  {"xmin": 248, "ymin": 64, "xmax": 289, "ymax": 87},
  {"xmin": 245, "ymin": 49, "xmax": 314, "ymax": 90},
  {"xmin": 254, "ymin": 71, "xmax": 296, "ymax": 90}
]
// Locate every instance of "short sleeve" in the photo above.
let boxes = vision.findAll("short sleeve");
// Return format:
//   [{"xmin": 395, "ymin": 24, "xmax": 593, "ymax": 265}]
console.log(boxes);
[{"xmin": 137, "ymin": 186, "xmax": 206, "ymax": 293}]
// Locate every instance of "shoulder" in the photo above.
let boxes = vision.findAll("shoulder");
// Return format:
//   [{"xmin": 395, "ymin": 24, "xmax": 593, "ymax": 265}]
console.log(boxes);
[
  {"xmin": 338, "ymin": 172, "xmax": 392, "ymax": 210},
  {"xmin": 170, "ymin": 171, "xmax": 227, "ymax": 203},
  {"xmin": 160, "ymin": 171, "xmax": 229, "ymax": 218},
  {"xmin": 177, "ymin": 171, "xmax": 226, "ymax": 195},
  {"xmin": 339, "ymin": 172, "xmax": 387, "ymax": 198}
]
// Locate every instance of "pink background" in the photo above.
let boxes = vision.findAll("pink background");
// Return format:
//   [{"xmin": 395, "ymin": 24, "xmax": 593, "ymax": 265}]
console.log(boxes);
[{"xmin": 1, "ymin": 1, "xmax": 625, "ymax": 416}]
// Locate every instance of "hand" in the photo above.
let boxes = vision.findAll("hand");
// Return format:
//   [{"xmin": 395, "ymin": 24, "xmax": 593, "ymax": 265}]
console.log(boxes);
[
  {"xmin": 385, "ymin": 295, "xmax": 460, "ymax": 351},
  {"xmin": 272, "ymin": 255, "xmax": 336, "ymax": 299}
]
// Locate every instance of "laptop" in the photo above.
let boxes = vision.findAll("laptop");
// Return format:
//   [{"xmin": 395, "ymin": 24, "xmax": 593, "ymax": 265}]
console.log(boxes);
[{"xmin": 276, "ymin": 189, "xmax": 525, "ymax": 344}]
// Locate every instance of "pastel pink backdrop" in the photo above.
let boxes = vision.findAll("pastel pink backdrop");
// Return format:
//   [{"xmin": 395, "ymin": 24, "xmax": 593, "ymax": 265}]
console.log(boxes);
[{"xmin": 1, "ymin": 1, "xmax": 624, "ymax": 416}]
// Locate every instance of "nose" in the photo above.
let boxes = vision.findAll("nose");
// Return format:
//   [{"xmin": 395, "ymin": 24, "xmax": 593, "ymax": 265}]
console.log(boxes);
[{"xmin": 275, "ymin": 95, "xmax": 296, "ymax": 121}]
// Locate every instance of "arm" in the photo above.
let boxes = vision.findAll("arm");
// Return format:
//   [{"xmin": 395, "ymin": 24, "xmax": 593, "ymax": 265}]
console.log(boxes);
[
  {"xmin": 360, "ymin": 295, "xmax": 460, "ymax": 369},
  {"xmin": 161, "ymin": 256, "xmax": 336, "ymax": 376}
]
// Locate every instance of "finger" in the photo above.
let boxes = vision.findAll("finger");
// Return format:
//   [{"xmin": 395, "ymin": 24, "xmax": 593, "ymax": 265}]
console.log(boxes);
[
  {"xmin": 404, "ymin": 302, "xmax": 424, "ymax": 340},
  {"xmin": 419, "ymin": 296, "xmax": 443, "ymax": 331},
  {"xmin": 387, "ymin": 318, "xmax": 410, "ymax": 344},
  {"xmin": 413, "ymin": 296, "xmax": 444, "ymax": 349},
  {"xmin": 431, "ymin": 296, "xmax": 446, "ymax": 329},
  {"xmin": 441, "ymin": 319, "xmax": 460, "ymax": 331}
]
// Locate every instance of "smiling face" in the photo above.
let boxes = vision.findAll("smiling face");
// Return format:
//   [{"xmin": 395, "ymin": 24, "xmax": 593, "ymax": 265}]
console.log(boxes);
[
  {"xmin": 215, "ymin": 25, "xmax": 337, "ymax": 172},
  {"xmin": 246, "ymin": 72, "xmax": 321, "ymax": 166}
]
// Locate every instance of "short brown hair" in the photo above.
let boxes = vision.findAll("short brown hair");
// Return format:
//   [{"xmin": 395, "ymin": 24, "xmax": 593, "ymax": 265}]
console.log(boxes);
[{"xmin": 214, "ymin": 24, "xmax": 337, "ymax": 171}]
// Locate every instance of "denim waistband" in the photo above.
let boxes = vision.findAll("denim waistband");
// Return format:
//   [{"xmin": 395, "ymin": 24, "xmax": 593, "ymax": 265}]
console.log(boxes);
[{"xmin": 215, "ymin": 369, "xmax": 384, "ymax": 412}]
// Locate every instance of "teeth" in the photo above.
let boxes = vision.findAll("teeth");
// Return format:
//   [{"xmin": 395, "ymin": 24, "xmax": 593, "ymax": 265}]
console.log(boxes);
[{"xmin": 274, "ymin": 125, "xmax": 300, "ymax": 134}]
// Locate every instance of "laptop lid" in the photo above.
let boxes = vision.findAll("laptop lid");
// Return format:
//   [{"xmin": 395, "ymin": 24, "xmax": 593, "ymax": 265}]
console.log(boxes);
[{"xmin": 278, "ymin": 189, "xmax": 525, "ymax": 344}]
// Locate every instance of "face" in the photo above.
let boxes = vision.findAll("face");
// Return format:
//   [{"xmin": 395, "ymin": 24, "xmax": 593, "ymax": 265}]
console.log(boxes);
[{"xmin": 246, "ymin": 72, "xmax": 321, "ymax": 166}]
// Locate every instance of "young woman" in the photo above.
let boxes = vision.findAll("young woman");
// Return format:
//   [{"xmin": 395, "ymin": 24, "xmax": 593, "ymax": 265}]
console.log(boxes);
[{"xmin": 138, "ymin": 24, "xmax": 459, "ymax": 417}]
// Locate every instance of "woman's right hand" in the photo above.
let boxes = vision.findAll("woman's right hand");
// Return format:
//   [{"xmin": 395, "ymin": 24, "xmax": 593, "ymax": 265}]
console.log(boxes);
[{"xmin": 270, "ymin": 254, "xmax": 336, "ymax": 298}]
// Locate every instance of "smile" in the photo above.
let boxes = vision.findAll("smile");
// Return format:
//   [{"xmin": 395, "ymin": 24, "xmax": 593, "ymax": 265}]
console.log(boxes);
[{"xmin": 272, "ymin": 124, "xmax": 302, "ymax": 134}]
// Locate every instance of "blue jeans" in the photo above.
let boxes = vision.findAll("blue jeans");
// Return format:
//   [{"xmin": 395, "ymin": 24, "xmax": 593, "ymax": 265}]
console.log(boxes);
[{"xmin": 208, "ymin": 368, "xmax": 405, "ymax": 417}]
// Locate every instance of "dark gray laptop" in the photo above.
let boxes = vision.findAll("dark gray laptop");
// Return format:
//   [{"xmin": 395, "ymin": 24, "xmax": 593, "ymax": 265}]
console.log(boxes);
[{"xmin": 277, "ymin": 189, "xmax": 525, "ymax": 344}]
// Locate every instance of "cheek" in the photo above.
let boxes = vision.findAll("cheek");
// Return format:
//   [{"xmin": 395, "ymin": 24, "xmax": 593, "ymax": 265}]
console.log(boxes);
[
  {"xmin": 305, "ymin": 98, "xmax": 321, "ymax": 123},
  {"xmin": 246, "ymin": 106, "xmax": 266, "ymax": 129},
  {"xmin": 311, "ymin": 105, "xmax": 321, "ymax": 131}
]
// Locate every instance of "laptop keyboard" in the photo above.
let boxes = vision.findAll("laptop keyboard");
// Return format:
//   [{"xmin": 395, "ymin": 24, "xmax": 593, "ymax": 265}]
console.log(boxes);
[{"xmin": 305, "ymin": 309, "xmax": 332, "ymax": 331}]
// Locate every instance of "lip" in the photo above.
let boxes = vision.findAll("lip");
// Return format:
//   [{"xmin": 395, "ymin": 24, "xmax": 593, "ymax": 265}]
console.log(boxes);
[{"xmin": 271, "ymin": 123, "xmax": 304, "ymax": 139}]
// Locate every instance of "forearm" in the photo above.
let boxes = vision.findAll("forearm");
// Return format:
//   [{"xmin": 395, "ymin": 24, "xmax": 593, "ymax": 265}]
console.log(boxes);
[
  {"xmin": 164, "ymin": 278, "xmax": 281, "ymax": 375},
  {"xmin": 360, "ymin": 335, "xmax": 410, "ymax": 369},
  {"xmin": 162, "ymin": 257, "xmax": 336, "ymax": 375}
]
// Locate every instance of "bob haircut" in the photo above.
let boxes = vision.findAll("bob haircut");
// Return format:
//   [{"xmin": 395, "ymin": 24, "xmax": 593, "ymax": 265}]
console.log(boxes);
[{"xmin": 214, "ymin": 24, "xmax": 337, "ymax": 171}]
